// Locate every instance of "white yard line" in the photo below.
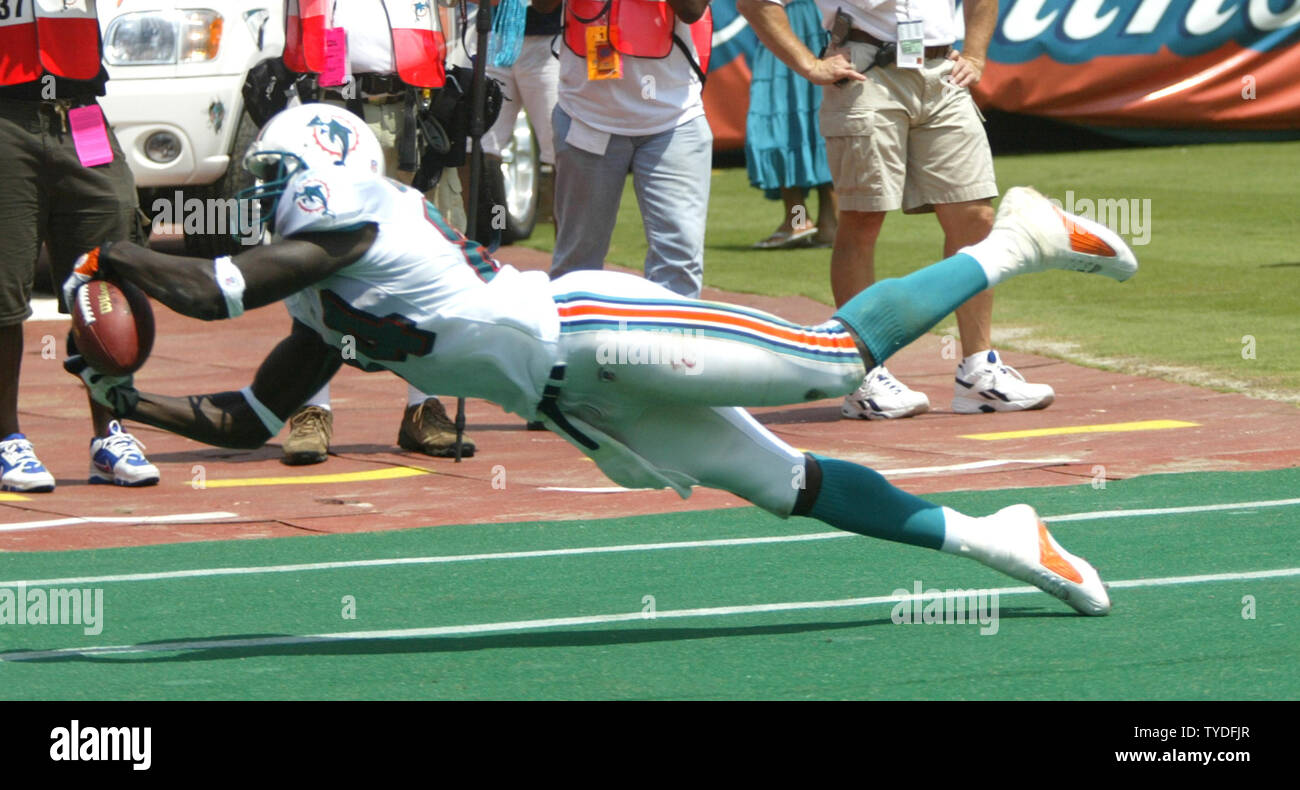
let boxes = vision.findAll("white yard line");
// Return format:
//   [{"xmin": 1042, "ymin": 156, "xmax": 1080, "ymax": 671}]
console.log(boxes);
[
  {"xmin": 0, "ymin": 511, "xmax": 240, "ymax": 533},
  {"xmin": 1046, "ymin": 498, "xmax": 1300, "ymax": 522},
  {"xmin": 538, "ymin": 457, "xmax": 1078, "ymax": 492},
  {"xmin": 4, "ymin": 497, "xmax": 1297, "ymax": 589},
  {"xmin": 5, "ymin": 567, "xmax": 1297, "ymax": 662}
]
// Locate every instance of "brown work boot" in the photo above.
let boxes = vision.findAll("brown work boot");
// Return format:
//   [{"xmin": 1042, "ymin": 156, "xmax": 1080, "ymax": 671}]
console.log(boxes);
[
  {"xmin": 398, "ymin": 397, "xmax": 475, "ymax": 458},
  {"xmin": 282, "ymin": 405, "xmax": 332, "ymax": 465}
]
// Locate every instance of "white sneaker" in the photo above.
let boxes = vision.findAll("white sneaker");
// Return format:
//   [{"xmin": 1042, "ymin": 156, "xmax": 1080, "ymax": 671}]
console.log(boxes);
[
  {"xmin": 0, "ymin": 434, "xmax": 56, "ymax": 493},
  {"xmin": 953, "ymin": 350, "xmax": 1055, "ymax": 413},
  {"xmin": 971, "ymin": 186, "xmax": 1138, "ymax": 283},
  {"xmin": 89, "ymin": 421, "xmax": 160, "ymax": 487},
  {"xmin": 969, "ymin": 504, "xmax": 1110, "ymax": 616},
  {"xmin": 841, "ymin": 366, "xmax": 930, "ymax": 420}
]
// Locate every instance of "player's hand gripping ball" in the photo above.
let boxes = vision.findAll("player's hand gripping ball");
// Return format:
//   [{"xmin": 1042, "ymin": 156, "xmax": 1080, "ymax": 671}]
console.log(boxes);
[{"xmin": 69, "ymin": 273, "xmax": 155, "ymax": 376}]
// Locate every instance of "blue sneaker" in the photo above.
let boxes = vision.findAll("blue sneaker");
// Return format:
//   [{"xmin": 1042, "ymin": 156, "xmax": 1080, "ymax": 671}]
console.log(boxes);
[
  {"xmin": 89, "ymin": 421, "xmax": 160, "ymax": 486},
  {"xmin": 0, "ymin": 433, "xmax": 56, "ymax": 492}
]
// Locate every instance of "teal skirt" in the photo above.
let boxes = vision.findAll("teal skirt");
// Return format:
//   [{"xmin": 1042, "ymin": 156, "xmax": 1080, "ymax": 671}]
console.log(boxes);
[{"xmin": 744, "ymin": 0, "xmax": 832, "ymax": 198}]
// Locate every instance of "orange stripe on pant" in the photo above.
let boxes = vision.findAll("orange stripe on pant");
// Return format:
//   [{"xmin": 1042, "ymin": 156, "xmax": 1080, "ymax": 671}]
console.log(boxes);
[{"xmin": 556, "ymin": 304, "xmax": 858, "ymax": 352}]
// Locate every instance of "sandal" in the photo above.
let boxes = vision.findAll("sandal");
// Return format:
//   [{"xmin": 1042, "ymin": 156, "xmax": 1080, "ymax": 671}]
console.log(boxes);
[{"xmin": 752, "ymin": 227, "xmax": 818, "ymax": 250}]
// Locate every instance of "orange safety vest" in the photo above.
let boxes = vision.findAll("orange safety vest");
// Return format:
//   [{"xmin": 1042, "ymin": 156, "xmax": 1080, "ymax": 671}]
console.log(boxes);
[
  {"xmin": 0, "ymin": 0, "xmax": 103, "ymax": 86},
  {"xmin": 284, "ymin": 0, "xmax": 446, "ymax": 88},
  {"xmin": 564, "ymin": 0, "xmax": 712, "ymax": 78}
]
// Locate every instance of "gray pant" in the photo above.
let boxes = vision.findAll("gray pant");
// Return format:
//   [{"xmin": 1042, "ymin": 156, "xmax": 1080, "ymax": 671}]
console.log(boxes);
[{"xmin": 550, "ymin": 107, "xmax": 711, "ymax": 298}]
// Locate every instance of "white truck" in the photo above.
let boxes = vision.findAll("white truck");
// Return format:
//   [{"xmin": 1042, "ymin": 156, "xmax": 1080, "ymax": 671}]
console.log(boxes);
[
  {"xmin": 96, "ymin": 1, "xmax": 540, "ymax": 252},
  {"xmin": 96, "ymin": 2, "xmax": 283, "ymax": 256}
]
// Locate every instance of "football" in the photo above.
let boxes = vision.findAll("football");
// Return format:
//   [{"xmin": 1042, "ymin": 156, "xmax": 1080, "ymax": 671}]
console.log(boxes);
[{"xmin": 71, "ymin": 280, "xmax": 155, "ymax": 376}]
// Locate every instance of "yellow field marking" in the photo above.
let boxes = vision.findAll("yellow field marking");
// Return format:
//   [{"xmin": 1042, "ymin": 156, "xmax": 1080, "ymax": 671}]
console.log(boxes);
[
  {"xmin": 0, "ymin": 492, "xmax": 32, "ymax": 501},
  {"xmin": 193, "ymin": 466, "xmax": 432, "ymax": 489},
  {"xmin": 961, "ymin": 419, "xmax": 1199, "ymax": 441}
]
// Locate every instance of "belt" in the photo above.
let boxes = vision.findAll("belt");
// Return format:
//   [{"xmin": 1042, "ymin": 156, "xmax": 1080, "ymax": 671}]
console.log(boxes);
[
  {"xmin": 846, "ymin": 29, "xmax": 951, "ymax": 61},
  {"xmin": 320, "ymin": 73, "xmax": 406, "ymax": 103},
  {"xmin": 359, "ymin": 73, "xmax": 404, "ymax": 98},
  {"xmin": 0, "ymin": 96, "xmax": 94, "ymax": 132}
]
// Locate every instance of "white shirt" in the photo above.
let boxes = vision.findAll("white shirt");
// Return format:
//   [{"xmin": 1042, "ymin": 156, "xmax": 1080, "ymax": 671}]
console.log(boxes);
[
  {"xmin": 761, "ymin": 0, "xmax": 961, "ymax": 46},
  {"xmin": 276, "ymin": 167, "xmax": 561, "ymax": 419},
  {"xmin": 331, "ymin": 0, "xmax": 397, "ymax": 74},
  {"xmin": 556, "ymin": 17, "xmax": 706, "ymax": 138}
]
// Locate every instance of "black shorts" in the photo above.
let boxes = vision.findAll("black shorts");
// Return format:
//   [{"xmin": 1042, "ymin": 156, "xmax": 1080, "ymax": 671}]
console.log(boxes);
[{"xmin": 0, "ymin": 97, "xmax": 142, "ymax": 326}]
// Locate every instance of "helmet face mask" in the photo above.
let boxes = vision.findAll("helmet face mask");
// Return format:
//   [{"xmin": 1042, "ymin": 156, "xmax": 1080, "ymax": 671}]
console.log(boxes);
[
  {"xmin": 232, "ymin": 103, "xmax": 385, "ymax": 238},
  {"xmin": 244, "ymin": 150, "xmax": 307, "ymax": 183},
  {"xmin": 234, "ymin": 150, "xmax": 306, "ymax": 237}
]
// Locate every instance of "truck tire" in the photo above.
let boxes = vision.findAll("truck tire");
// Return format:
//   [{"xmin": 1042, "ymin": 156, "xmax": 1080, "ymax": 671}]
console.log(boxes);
[{"xmin": 475, "ymin": 112, "xmax": 538, "ymax": 246}]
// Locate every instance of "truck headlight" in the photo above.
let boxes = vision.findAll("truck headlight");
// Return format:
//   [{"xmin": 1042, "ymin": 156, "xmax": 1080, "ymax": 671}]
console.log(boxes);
[
  {"xmin": 104, "ymin": 10, "xmax": 223, "ymax": 65},
  {"xmin": 144, "ymin": 131, "xmax": 182, "ymax": 164}
]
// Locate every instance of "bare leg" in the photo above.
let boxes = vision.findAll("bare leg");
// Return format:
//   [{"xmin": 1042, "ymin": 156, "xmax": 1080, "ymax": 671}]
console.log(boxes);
[
  {"xmin": 934, "ymin": 199, "xmax": 996, "ymax": 357},
  {"xmin": 783, "ymin": 187, "xmax": 810, "ymax": 233},
  {"xmin": 830, "ymin": 209, "xmax": 887, "ymax": 308},
  {"xmin": 0, "ymin": 324, "xmax": 21, "ymax": 436},
  {"xmin": 814, "ymin": 184, "xmax": 838, "ymax": 245},
  {"xmin": 89, "ymin": 396, "xmax": 113, "ymax": 436},
  {"xmin": 756, "ymin": 188, "xmax": 809, "ymax": 244}
]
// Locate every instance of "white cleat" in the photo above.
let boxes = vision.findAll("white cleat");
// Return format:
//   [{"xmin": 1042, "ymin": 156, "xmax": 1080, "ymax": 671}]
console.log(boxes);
[
  {"xmin": 973, "ymin": 504, "xmax": 1111, "ymax": 616},
  {"xmin": 981, "ymin": 186, "xmax": 1139, "ymax": 283},
  {"xmin": 841, "ymin": 366, "xmax": 930, "ymax": 420},
  {"xmin": 953, "ymin": 350, "xmax": 1055, "ymax": 413}
]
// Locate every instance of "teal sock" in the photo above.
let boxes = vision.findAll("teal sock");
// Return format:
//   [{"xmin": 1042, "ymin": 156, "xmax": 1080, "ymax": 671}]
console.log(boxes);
[
  {"xmin": 805, "ymin": 454, "xmax": 946, "ymax": 550},
  {"xmin": 833, "ymin": 252, "xmax": 989, "ymax": 366}
]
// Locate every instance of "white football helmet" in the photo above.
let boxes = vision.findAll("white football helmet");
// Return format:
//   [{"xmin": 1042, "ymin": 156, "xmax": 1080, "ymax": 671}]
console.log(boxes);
[{"xmin": 236, "ymin": 103, "xmax": 385, "ymax": 232}]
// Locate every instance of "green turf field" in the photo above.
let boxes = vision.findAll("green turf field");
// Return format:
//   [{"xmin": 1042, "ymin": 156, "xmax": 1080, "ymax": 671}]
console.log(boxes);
[
  {"xmin": 522, "ymin": 141, "xmax": 1300, "ymax": 401},
  {"xmin": 3, "ymin": 469, "xmax": 1296, "ymax": 700}
]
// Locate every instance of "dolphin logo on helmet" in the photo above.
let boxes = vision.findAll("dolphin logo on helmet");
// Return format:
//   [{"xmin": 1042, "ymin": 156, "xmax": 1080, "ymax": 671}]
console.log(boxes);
[
  {"xmin": 232, "ymin": 103, "xmax": 384, "ymax": 238},
  {"xmin": 306, "ymin": 115, "xmax": 357, "ymax": 166},
  {"xmin": 294, "ymin": 179, "xmax": 335, "ymax": 218}
]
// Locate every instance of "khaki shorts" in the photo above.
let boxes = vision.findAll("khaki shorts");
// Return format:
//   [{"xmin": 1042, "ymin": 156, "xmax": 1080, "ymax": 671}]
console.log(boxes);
[{"xmin": 819, "ymin": 42, "xmax": 997, "ymax": 214}]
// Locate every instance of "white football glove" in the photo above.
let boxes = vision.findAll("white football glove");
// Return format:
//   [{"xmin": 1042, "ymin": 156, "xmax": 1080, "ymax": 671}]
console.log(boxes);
[{"xmin": 62, "ymin": 246, "xmax": 105, "ymax": 314}]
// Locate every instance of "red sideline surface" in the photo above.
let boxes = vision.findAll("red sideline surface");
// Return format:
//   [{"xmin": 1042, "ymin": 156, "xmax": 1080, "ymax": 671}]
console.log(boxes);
[{"xmin": 5, "ymin": 247, "xmax": 1298, "ymax": 551}]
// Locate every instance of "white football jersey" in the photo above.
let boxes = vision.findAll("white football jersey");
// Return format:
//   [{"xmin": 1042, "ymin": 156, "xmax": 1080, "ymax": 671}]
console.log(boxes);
[{"xmin": 275, "ymin": 166, "xmax": 560, "ymax": 419}]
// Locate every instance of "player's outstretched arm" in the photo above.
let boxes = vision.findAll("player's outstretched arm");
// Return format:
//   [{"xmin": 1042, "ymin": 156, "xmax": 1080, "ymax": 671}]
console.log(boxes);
[
  {"xmin": 79, "ymin": 225, "xmax": 378, "ymax": 321},
  {"xmin": 71, "ymin": 320, "xmax": 344, "ymax": 449}
]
